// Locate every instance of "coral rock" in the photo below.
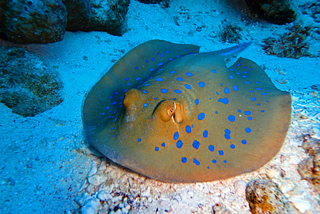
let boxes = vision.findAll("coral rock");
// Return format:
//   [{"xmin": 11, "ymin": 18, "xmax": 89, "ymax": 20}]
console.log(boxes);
[
  {"xmin": 245, "ymin": 0, "xmax": 296, "ymax": 25},
  {"xmin": 80, "ymin": 198, "xmax": 102, "ymax": 214},
  {"xmin": 137, "ymin": 0, "xmax": 169, "ymax": 7},
  {"xmin": 0, "ymin": 47, "xmax": 63, "ymax": 117},
  {"xmin": 246, "ymin": 179, "xmax": 299, "ymax": 214},
  {"xmin": 1, "ymin": 0, "xmax": 67, "ymax": 44},
  {"xmin": 298, "ymin": 138, "xmax": 320, "ymax": 192},
  {"xmin": 219, "ymin": 24, "xmax": 243, "ymax": 43},
  {"xmin": 81, "ymin": 0, "xmax": 130, "ymax": 36},
  {"xmin": 262, "ymin": 25, "xmax": 318, "ymax": 59},
  {"xmin": 63, "ymin": 0, "xmax": 92, "ymax": 31}
]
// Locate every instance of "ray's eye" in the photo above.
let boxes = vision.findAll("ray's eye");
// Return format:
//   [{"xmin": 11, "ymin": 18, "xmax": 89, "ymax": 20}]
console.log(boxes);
[
  {"xmin": 153, "ymin": 100, "xmax": 184, "ymax": 123},
  {"xmin": 167, "ymin": 108, "xmax": 175, "ymax": 116}
]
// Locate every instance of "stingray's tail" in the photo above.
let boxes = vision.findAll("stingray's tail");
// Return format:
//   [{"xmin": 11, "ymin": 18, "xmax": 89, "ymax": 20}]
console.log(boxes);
[{"xmin": 214, "ymin": 41, "xmax": 253, "ymax": 58}]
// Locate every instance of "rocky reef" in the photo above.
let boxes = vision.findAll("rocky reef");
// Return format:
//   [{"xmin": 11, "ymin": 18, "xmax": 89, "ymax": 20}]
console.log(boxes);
[
  {"xmin": 137, "ymin": 0, "xmax": 169, "ymax": 7},
  {"xmin": 0, "ymin": 0, "xmax": 130, "ymax": 43},
  {"xmin": 219, "ymin": 23, "xmax": 243, "ymax": 43},
  {"xmin": 246, "ymin": 179, "xmax": 300, "ymax": 214},
  {"xmin": 63, "ymin": 0, "xmax": 92, "ymax": 32},
  {"xmin": 245, "ymin": 0, "xmax": 297, "ymax": 24},
  {"xmin": 1, "ymin": 0, "xmax": 67, "ymax": 44},
  {"xmin": 0, "ymin": 47, "xmax": 63, "ymax": 117},
  {"xmin": 80, "ymin": 0, "xmax": 130, "ymax": 36},
  {"xmin": 262, "ymin": 25, "xmax": 318, "ymax": 59},
  {"xmin": 300, "ymin": 1, "xmax": 320, "ymax": 23},
  {"xmin": 298, "ymin": 137, "xmax": 320, "ymax": 192}
]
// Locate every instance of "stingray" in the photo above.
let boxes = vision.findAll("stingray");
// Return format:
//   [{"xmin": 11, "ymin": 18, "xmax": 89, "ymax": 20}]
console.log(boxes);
[{"xmin": 82, "ymin": 40, "xmax": 292, "ymax": 183}]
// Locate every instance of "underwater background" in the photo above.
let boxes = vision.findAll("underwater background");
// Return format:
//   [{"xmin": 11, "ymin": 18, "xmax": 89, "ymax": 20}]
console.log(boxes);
[{"xmin": 1, "ymin": 0, "xmax": 320, "ymax": 213}]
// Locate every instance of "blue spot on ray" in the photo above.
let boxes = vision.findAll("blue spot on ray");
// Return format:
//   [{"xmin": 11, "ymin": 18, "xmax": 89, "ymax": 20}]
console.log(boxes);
[
  {"xmin": 224, "ymin": 129, "xmax": 231, "ymax": 140},
  {"xmin": 244, "ymin": 111, "xmax": 251, "ymax": 115},
  {"xmin": 208, "ymin": 145, "xmax": 215, "ymax": 152},
  {"xmin": 186, "ymin": 72, "xmax": 193, "ymax": 76},
  {"xmin": 181, "ymin": 157, "xmax": 187, "ymax": 163},
  {"xmin": 174, "ymin": 89, "xmax": 182, "ymax": 94},
  {"xmin": 185, "ymin": 84, "xmax": 192, "ymax": 89},
  {"xmin": 173, "ymin": 132, "xmax": 179, "ymax": 140},
  {"xmin": 245, "ymin": 127, "xmax": 251, "ymax": 133},
  {"xmin": 155, "ymin": 147, "xmax": 159, "ymax": 151},
  {"xmin": 185, "ymin": 125, "xmax": 191, "ymax": 134},
  {"xmin": 195, "ymin": 99, "xmax": 199, "ymax": 105},
  {"xmin": 176, "ymin": 140, "xmax": 183, "ymax": 149},
  {"xmin": 219, "ymin": 150, "xmax": 224, "ymax": 155},
  {"xmin": 224, "ymin": 87, "xmax": 229, "ymax": 94},
  {"xmin": 161, "ymin": 89, "xmax": 168, "ymax": 93},
  {"xmin": 176, "ymin": 77, "xmax": 183, "ymax": 81},
  {"xmin": 218, "ymin": 98, "xmax": 229, "ymax": 104},
  {"xmin": 156, "ymin": 78, "xmax": 164, "ymax": 81},
  {"xmin": 198, "ymin": 81, "xmax": 205, "ymax": 88},
  {"xmin": 192, "ymin": 140, "xmax": 200, "ymax": 150},
  {"xmin": 198, "ymin": 113, "xmax": 205, "ymax": 120},
  {"xmin": 228, "ymin": 115, "xmax": 235, "ymax": 122},
  {"xmin": 203, "ymin": 130, "xmax": 208, "ymax": 138},
  {"xmin": 193, "ymin": 158, "xmax": 200, "ymax": 165}
]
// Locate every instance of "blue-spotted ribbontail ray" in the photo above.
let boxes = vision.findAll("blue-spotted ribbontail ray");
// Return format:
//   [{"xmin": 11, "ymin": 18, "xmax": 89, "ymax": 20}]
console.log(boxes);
[{"xmin": 82, "ymin": 40, "xmax": 292, "ymax": 183}]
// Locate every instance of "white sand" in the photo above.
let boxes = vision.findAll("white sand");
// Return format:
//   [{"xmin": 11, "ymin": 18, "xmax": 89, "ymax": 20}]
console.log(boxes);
[{"xmin": 1, "ymin": 0, "xmax": 320, "ymax": 213}]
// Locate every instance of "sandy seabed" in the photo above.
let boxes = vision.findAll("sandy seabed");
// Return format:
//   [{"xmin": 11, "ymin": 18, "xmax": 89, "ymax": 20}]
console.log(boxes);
[{"xmin": 1, "ymin": 0, "xmax": 320, "ymax": 213}]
